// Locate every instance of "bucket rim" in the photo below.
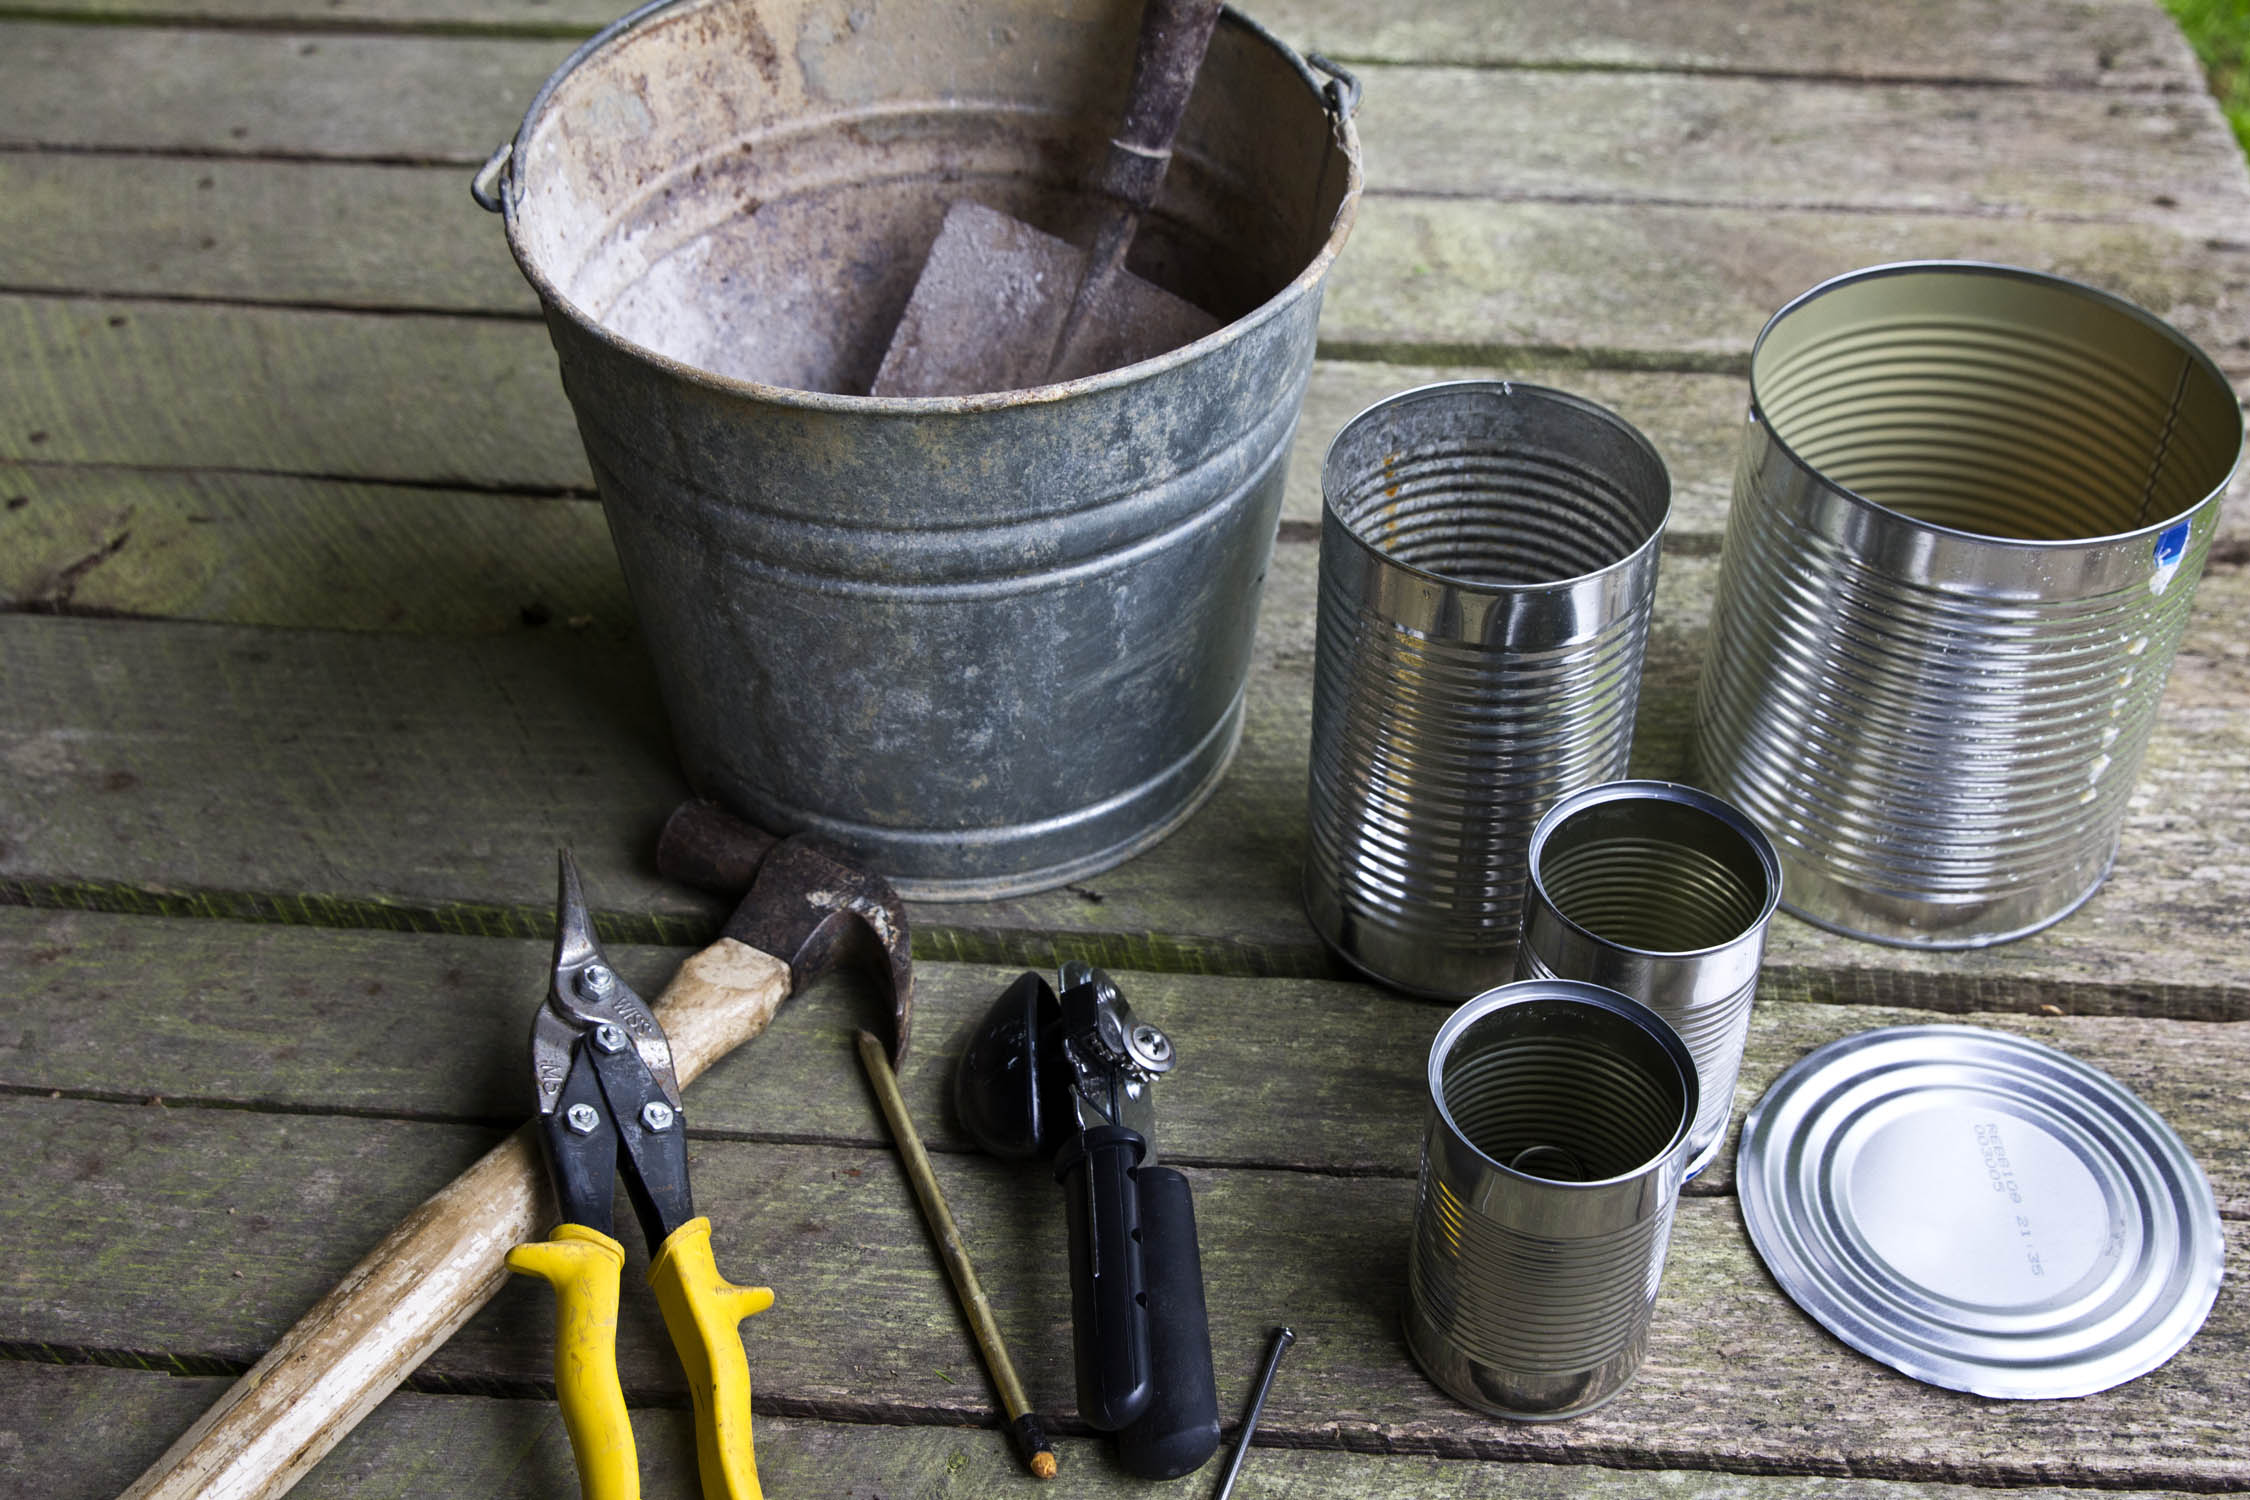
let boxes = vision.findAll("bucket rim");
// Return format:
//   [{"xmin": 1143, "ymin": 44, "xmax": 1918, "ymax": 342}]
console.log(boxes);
[
  {"xmin": 1524, "ymin": 778, "xmax": 1783, "ymax": 963},
  {"xmin": 1427, "ymin": 979, "xmax": 1699, "ymax": 1192},
  {"xmin": 1746, "ymin": 259, "xmax": 2246, "ymax": 553},
  {"xmin": 1318, "ymin": 378, "xmax": 1673, "ymax": 595},
  {"xmin": 493, "ymin": 0, "xmax": 1363, "ymax": 412}
]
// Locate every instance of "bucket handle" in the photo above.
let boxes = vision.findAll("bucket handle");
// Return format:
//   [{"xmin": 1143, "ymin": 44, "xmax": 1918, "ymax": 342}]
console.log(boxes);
[
  {"xmin": 1306, "ymin": 53, "xmax": 1361, "ymax": 120},
  {"xmin": 471, "ymin": 142, "xmax": 512, "ymax": 214}
]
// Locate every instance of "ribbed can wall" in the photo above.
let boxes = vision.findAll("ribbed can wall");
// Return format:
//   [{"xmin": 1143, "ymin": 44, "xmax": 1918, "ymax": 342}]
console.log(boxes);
[
  {"xmin": 1695, "ymin": 264, "xmax": 2243, "ymax": 947},
  {"xmin": 1305, "ymin": 383, "xmax": 1671, "ymax": 997},
  {"xmin": 1404, "ymin": 981, "xmax": 1697, "ymax": 1420},
  {"xmin": 1515, "ymin": 780, "xmax": 1781, "ymax": 1177}
]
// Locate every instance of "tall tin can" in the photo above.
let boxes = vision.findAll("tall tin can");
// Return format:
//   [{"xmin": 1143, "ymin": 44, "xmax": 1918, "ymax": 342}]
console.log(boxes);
[
  {"xmin": 1304, "ymin": 383, "xmax": 1671, "ymax": 996},
  {"xmin": 1515, "ymin": 780, "xmax": 1781, "ymax": 1176},
  {"xmin": 477, "ymin": 0, "xmax": 1362, "ymax": 898},
  {"xmin": 1406, "ymin": 979, "xmax": 1698, "ymax": 1420},
  {"xmin": 1697, "ymin": 263, "xmax": 2243, "ymax": 946}
]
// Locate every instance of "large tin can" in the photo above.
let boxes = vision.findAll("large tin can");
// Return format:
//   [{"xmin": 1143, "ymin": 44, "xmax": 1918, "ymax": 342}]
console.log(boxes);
[
  {"xmin": 1515, "ymin": 780, "xmax": 1781, "ymax": 1177},
  {"xmin": 1304, "ymin": 383, "xmax": 1671, "ymax": 995},
  {"xmin": 1405, "ymin": 979, "xmax": 1699, "ymax": 1420},
  {"xmin": 1697, "ymin": 263, "xmax": 2243, "ymax": 946},
  {"xmin": 479, "ymin": 0, "xmax": 1362, "ymax": 897}
]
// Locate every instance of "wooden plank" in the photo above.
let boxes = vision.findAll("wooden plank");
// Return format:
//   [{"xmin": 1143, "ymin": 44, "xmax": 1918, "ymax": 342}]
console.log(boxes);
[
  {"xmin": 0, "ymin": 154, "xmax": 534, "ymax": 314},
  {"xmin": 0, "ymin": 464, "xmax": 626, "ymax": 634},
  {"xmin": 7, "ymin": 907, "xmax": 2246, "ymax": 1208},
  {"xmin": 0, "ymin": 299, "xmax": 588, "ymax": 491},
  {"xmin": 5, "ymin": 312, "xmax": 2244, "ymax": 616},
  {"xmin": 5, "ymin": 157, "xmax": 2246, "ymax": 371},
  {"xmin": 1355, "ymin": 69, "xmax": 2250, "ymax": 237},
  {"xmin": 0, "ymin": 23, "xmax": 548, "ymax": 162},
  {"xmin": 10, "ymin": 1362, "xmax": 2219, "ymax": 1500},
  {"xmin": 7, "ymin": 1095, "xmax": 2244, "ymax": 1487},
  {"xmin": 1262, "ymin": 0, "xmax": 2205, "ymax": 89},
  {"xmin": 0, "ymin": 295, "xmax": 1761, "ymax": 533},
  {"xmin": 3, "ymin": 23, "xmax": 2239, "ymax": 231},
  {"xmin": 0, "ymin": 0, "xmax": 2200, "ymax": 91},
  {"xmin": 5, "ymin": 554, "xmax": 2250, "ymax": 1017},
  {"xmin": 1315, "ymin": 198, "xmax": 2250, "ymax": 376},
  {"xmin": 0, "ymin": 368, "xmax": 1749, "ymax": 632}
]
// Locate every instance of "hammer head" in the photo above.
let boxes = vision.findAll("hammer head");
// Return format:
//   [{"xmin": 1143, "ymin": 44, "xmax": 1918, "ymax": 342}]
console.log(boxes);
[{"xmin": 656, "ymin": 802, "xmax": 914, "ymax": 1062}]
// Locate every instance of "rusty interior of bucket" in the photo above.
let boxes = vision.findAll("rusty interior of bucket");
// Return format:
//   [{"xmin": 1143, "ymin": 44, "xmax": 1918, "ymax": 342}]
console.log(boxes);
[{"xmin": 507, "ymin": 0, "xmax": 1352, "ymax": 395}]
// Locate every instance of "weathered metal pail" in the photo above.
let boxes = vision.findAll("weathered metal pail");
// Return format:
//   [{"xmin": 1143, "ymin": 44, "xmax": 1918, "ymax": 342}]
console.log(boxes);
[
  {"xmin": 1515, "ymin": 780, "xmax": 1780, "ymax": 1178},
  {"xmin": 475, "ymin": 0, "xmax": 1362, "ymax": 897},
  {"xmin": 1697, "ymin": 263, "xmax": 2243, "ymax": 947},
  {"xmin": 1406, "ymin": 979, "xmax": 1698, "ymax": 1420},
  {"xmin": 1304, "ymin": 383, "xmax": 1670, "ymax": 996}
]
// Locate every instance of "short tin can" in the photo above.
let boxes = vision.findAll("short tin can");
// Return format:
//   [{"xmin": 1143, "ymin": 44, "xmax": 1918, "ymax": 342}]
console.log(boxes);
[
  {"xmin": 1305, "ymin": 383, "xmax": 1671, "ymax": 996},
  {"xmin": 1515, "ymin": 780, "xmax": 1780, "ymax": 1177},
  {"xmin": 1697, "ymin": 262, "xmax": 2244, "ymax": 947},
  {"xmin": 1405, "ymin": 979, "xmax": 1698, "ymax": 1420}
]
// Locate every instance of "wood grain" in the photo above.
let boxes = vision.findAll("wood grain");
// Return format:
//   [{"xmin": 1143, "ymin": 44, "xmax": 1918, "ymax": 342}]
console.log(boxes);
[
  {"xmin": 5, "ymin": 330, "xmax": 2245, "ymax": 626},
  {"xmin": 2, "ymin": 23, "xmax": 2238, "ymax": 231},
  {"xmin": 2, "ymin": 0, "xmax": 2243, "ymax": 1496},
  {"xmin": 0, "ymin": 298, "xmax": 587, "ymax": 490},
  {"xmin": 11, "ymin": 1361, "xmax": 2223, "ymax": 1500},
  {"xmin": 1262, "ymin": 0, "xmax": 2205, "ymax": 89},
  {"xmin": 6, "ymin": 550, "xmax": 2249, "ymax": 1016},
  {"xmin": 0, "ymin": 463, "xmax": 623, "ymax": 634},
  {"xmin": 0, "ymin": 0, "xmax": 2200, "ymax": 91},
  {"xmin": 4, "ymin": 906, "xmax": 2245, "ymax": 1208},
  {"xmin": 8, "ymin": 1095, "xmax": 2243, "ymax": 1489},
  {"xmin": 0, "ymin": 296, "xmax": 1765, "ymax": 530},
  {"xmin": 6, "ymin": 155, "xmax": 2246, "ymax": 372}
]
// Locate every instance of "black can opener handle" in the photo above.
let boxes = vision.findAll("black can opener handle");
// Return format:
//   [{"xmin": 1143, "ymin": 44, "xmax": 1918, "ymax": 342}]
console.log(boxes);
[
  {"xmin": 1115, "ymin": 1164, "xmax": 1221, "ymax": 1478},
  {"xmin": 1057, "ymin": 1123, "xmax": 1154, "ymax": 1430},
  {"xmin": 1055, "ymin": 1127, "xmax": 1222, "ymax": 1476}
]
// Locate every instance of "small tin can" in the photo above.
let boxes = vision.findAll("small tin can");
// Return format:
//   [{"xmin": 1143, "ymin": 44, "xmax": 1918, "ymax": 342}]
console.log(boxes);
[
  {"xmin": 1405, "ymin": 979, "xmax": 1698, "ymax": 1420},
  {"xmin": 1515, "ymin": 780, "xmax": 1781, "ymax": 1176}
]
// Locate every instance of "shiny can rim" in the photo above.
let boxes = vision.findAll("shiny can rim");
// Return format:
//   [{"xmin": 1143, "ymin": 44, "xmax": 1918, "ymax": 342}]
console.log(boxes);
[
  {"xmin": 1319, "ymin": 379, "xmax": 1671, "ymax": 593},
  {"xmin": 1746, "ymin": 259, "xmax": 2245, "ymax": 551},
  {"xmin": 1524, "ymin": 779, "xmax": 1782, "ymax": 962}
]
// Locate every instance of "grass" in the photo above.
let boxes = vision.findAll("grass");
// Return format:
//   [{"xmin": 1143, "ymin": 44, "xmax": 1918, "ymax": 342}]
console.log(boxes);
[{"xmin": 2162, "ymin": 0, "xmax": 2250, "ymax": 157}]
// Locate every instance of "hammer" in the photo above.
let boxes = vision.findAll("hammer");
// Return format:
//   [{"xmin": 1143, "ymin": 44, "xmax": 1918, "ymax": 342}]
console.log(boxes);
[{"xmin": 119, "ymin": 811, "xmax": 914, "ymax": 1500}]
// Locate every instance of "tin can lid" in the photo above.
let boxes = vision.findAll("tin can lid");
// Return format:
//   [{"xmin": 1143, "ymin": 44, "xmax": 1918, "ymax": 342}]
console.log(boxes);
[{"xmin": 1737, "ymin": 1025, "xmax": 2224, "ymax": 1398}]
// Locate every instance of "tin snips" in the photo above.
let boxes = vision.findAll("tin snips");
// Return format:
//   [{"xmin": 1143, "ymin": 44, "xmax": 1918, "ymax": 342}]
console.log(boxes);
[
  {"xmin": 955, "ymin": 961, "xmax": 1221, "ymax": 1479},
  {"xmin": 511, "ymin": 850, "xmax": 772, "ymax": 1500}
]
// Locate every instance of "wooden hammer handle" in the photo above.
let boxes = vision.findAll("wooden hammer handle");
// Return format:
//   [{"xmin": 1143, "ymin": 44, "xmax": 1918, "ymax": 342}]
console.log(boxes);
[{"xmin": 119, "ymin": 939, "xmax": 792, "ymax": 1500}]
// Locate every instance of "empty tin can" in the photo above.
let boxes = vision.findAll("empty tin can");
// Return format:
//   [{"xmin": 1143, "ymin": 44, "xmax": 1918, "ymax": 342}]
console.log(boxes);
[
  {"xmin": 1515, "ymin": 780, "xmax": 1780, "ymax": 1177},
  {"xmin": 1304, "ymin": 383, "xmax": 1671, "ymax": 995},
  {"xmin": 1406, "ymin": 979, "xmax": 1699, "ymax": 1419},
  {"xmin": 1697, "ymin": 262, "xmax": 2244, "ymax": 946}
]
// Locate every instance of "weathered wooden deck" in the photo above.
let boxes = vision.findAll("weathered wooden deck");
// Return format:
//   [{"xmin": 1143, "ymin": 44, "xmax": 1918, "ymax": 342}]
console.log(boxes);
[{"xmin": 4, "ymin": 1, "xmax": 2248, "ymax": 1496}]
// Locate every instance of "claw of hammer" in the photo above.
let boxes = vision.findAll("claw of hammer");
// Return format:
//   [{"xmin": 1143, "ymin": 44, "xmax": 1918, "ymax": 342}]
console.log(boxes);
[{"xmin": 657, "ymin": 800, "xmax": 915, "ymax": 1063}]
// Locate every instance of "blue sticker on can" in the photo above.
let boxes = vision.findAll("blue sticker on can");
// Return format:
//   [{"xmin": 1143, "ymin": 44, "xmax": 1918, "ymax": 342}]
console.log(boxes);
[{"xmin": 2154, "ymin": 522, "xmax": 2191, "ymax": 568}]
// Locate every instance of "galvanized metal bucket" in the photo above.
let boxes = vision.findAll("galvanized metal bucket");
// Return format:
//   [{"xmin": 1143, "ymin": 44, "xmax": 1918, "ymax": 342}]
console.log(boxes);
[
  {"xmin": 1697, "ymin": 262, "xmax": 2243, "ymax": 946},
  {"xmin": 1304, "ymin": 383, "xmax": 1671, "ymax": 996},
  {"xmin": 1515, "ymin": 780, "xmax": 1780, "ymax": 1178},
  {"xmin": 1406, "ymin": 979, "xmax": 1698, "ymax": 1420},
  {"xmin": 475, "ymin": 0, "xmax": 1362, "ymax": 897}
]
